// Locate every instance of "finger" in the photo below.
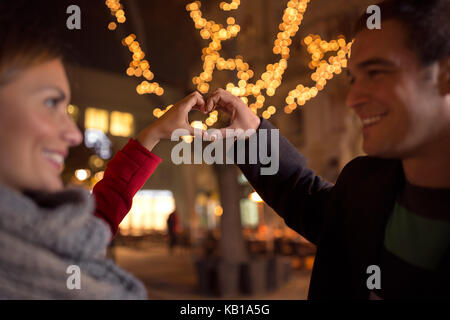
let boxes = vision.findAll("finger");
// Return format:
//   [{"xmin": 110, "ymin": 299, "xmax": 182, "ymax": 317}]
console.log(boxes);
[
  {"xmin": 209, "ymin": 126, "xmax": 238, "ymax": 140},
  {"xmin": 191, "ymin": 91, "xmax": 207, "ymax": 114},
  {"xmin": 187, "ymin": 125, "xmax": 208, "ymax": 140},
  {"xmin": 205, "ymin": 93, "xmax": 217, "ymax": 113},
  {"xmin": 206, "ymin": 88, "xmax": 244, "ymax": 115},
  {"xmin": 205, "ymin": 89, "xmax": 229, "ymax": 112},
  {"xmin": 210, "ymin": 104, "xmax": 236, "ymax": 121},
  {"xmin": 204, "ymin": 93, "xmax": 216, "ymax": 114},
  {"xmin": 212, "ymin": 104, "xmax": 233, "ymax": 118},
  {"xmin": 205, "ymin": 92, "xmax": 226, "ymax": 115},
  {"xmin": 201, "ymin": 97, "xmax": 208, "ymax": 114},
  {"xmin": 230, "ymin": 108, "xmax": 237, "ymax": 123},
  {"xmin": 181, "ymin": 91, "xmax": 205, "ymax": 114},
  {"xmin": 205, "ymin": 128, "xmax": 221, "ymax": 141}
]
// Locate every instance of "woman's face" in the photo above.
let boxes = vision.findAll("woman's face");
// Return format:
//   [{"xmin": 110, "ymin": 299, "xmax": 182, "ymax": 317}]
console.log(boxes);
[{"xmin": 0, "ymin": 59, "xmax": 82, "ymax": 192}]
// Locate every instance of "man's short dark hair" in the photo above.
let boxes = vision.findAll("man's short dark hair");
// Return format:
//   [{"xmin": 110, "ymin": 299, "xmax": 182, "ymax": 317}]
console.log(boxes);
[{"xmin": 354, "ymin": 0, "xmax": 450, "ymax": 66}]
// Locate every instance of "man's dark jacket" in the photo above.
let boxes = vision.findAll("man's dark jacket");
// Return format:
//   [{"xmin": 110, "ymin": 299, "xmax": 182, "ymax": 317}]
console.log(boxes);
[{"xmin": 237, "ymin": 119, "xmax": 450, "ymax": 299}]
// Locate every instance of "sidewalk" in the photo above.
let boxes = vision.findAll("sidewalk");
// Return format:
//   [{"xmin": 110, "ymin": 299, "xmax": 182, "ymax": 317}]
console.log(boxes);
[{"xmin": 113, "ymin": 242, "xmax": 311, "ymax": 300}]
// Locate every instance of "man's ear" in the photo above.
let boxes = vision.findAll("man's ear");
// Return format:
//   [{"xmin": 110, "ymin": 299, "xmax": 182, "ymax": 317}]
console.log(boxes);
[{"xmin": 438, "ymin": 57, "xmax": 450, "ymax": 95}]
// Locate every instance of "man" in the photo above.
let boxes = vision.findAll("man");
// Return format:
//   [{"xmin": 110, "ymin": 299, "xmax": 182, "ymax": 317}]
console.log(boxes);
[{"xmin": 204, "ymin": 0, "xmax": 450, "ymax": 299}]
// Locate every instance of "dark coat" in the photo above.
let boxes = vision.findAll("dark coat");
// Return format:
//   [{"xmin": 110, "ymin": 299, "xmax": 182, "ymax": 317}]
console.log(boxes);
[{"xmin": 237, "ymin": 119, "xmax": 449, "ymax": 299}]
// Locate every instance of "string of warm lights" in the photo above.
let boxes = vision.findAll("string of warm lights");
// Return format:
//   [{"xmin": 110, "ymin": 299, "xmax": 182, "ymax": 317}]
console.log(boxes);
[
  {"xmin": 105, "ymin": 0, "xmax": 126, "ymax": 30},
  {"xmin": 122, "ymin": 34, "xmax": 165, "ymax": 96},
  {"xmin": 186, "ymin": 0, "xmax": 242, "ymax": 97},
  {"xmin": 105, "ymin": 0, "xmax": 164, "ymax": 97},
  {"xmin": 220, "ymin": 0, "xmax": 241, "ymax": 11},
  {"xmin": 281, "ymin": 35, "xmax": 353, "ymax": 115},
  {"xmin": 185, "ymin": 0, "xmax": 352, "ymax": 127},
  {"xmin": 106, "ymin": 0, "xmax": 352, "ymax": 128},
  {"xmin": 152, "ymin": 104, "xmax": 173, "ymax": 118},
  {"xmin": 251, "ymin": 0, "xmax": 311, "ymax": 114},
  {"xmin": 188, "ymin": 0, "xmax": 299, "ymax": 117}
]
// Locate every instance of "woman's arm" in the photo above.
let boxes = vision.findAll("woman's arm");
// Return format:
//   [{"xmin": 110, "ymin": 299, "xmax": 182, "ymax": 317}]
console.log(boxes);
[
  {"xmin": 92, "ymin": 91, "xmax": 207, "ymax": 237},
  {"xmin": 92, "ymin": 138, "xmax": 161, "ymax": 237}
]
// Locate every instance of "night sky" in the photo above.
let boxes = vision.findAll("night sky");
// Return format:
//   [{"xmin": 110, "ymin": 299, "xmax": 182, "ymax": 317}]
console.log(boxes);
[{"xmin": 2, "ymin": 0, "xmax": 208, "ymax": 90}]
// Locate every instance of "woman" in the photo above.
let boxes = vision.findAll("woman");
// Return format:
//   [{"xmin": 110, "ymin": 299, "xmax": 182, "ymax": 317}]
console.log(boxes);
[{"xmin": 0, "ymin": 5, "xmax": 207, "ymax": 299}]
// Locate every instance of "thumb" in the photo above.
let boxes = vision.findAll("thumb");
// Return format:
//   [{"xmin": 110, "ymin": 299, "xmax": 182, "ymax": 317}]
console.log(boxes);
[
  {"xmin": 214, "ymin": 124, "xmax": 253, "ymax": 140},
  {"xmin": 180, "ymin": 92, "xmax": 206, "ymax": 114},
  {"xmin": 187, "ymin": 125, "xmax": 209, "ymax": 140},
  {"xmin": 211, "ymin": 126, "xmax": 236, "ymax": 140}
]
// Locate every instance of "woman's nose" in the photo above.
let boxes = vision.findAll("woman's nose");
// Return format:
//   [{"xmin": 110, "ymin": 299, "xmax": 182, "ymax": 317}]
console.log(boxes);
[{"xmin": 61, "ymin": 113, "xmax": 83, "ymax": 147}]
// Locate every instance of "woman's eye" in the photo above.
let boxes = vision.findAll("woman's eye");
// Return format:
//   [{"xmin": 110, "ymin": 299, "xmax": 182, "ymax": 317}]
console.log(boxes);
[{"xmin": 44, "ymin": 98, "xmax": 59, "ymax": 108}]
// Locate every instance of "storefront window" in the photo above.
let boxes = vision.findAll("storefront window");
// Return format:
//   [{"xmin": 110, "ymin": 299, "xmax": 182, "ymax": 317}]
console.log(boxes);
[
  {"xmin": 119, "ymin": 190, "xmax": 175, "ymax": 236},
  {"xmin": 240, "ymin": 198, "xmax": 259, "ymax": 228},
  {"xmin": 84, "ymin": 107, "xmax": 109, "ymax": 133},
  {"xmin": 110, "ymin": 111, "xmax": 134, "ymax": 137}
]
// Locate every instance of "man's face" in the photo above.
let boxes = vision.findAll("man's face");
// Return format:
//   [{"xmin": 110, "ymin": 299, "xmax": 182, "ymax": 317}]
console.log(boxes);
[{"xmin": 347, "ymin": 20, "xmax": 445, "ymax": 159}]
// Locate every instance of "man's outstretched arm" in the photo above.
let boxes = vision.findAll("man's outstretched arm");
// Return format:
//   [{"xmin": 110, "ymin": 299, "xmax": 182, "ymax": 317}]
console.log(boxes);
[
  {"xmin": 205, "ymin": 88, "xmax": 334, "ymax": 245},
  {"xmin": 237, "ymin": 118, "xmax": 333, "ymax": 245}
]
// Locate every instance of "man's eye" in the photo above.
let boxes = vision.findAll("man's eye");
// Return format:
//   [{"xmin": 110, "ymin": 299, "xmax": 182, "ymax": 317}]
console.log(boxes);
[
  {"xmin": 348, "ymin": 76, "xmax": 355, "ymax": 85},
  {"xmin": 368, "ymin": 70, "xmax": 385, "ymax": 78}
]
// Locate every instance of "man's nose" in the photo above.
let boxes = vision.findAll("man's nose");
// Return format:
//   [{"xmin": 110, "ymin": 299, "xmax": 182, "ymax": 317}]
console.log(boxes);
[
  {"xmin": 61, "ymin": 113, "xmax": 83, "ymax": 147},
  {"xmin": 346, "ymin": 80, "xmax": 370, "ymax": 111}
]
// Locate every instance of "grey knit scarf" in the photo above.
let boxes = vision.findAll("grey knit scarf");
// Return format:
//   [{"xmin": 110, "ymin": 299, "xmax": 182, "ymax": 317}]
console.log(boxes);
[{"xmin": 0, "ymin": 183, "xmax": 147, "ymax": 299}]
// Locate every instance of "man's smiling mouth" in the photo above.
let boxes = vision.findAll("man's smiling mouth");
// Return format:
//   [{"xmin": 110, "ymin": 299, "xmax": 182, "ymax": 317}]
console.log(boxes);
[{"xmin": 361, "ymin": 113, "xmax": 388, "ymax": 128}]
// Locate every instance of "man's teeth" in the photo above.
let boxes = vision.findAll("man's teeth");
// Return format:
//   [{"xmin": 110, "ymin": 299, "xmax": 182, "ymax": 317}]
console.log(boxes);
[
  {"xmin": 362, "ymin": 115, "xmax": 383, "ymax": 127},
  {"xmin": 43, "ymin": 151, "xmax": 64, "ymax": 165}
]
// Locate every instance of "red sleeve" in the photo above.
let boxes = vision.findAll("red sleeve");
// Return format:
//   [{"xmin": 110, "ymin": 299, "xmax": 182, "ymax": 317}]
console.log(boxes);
[{"xmin": 92, "ymin": 138, "xmax": 162, "ymax": 237}]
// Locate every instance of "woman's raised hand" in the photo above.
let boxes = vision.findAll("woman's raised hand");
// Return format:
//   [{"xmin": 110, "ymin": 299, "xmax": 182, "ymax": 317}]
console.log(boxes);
[{"xmin": 136, "ymin": 91, "xmax": 208, "ymax": 151}]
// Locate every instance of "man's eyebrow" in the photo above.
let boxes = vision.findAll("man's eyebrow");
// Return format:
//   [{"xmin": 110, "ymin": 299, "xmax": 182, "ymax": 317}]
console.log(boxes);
[{"xmin": 357, "ymin": 58, "xmax": 396, "ymax": 69}]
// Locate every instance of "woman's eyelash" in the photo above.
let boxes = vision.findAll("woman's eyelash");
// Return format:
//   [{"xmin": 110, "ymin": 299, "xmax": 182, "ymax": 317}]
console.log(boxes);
[{"xmin": 45, "ymin": 97, "xmax": 63, "ymax": 108}]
